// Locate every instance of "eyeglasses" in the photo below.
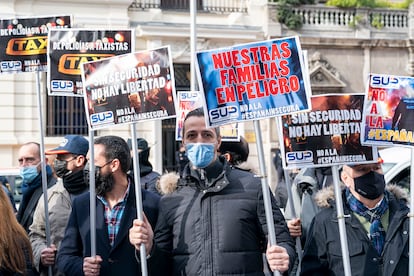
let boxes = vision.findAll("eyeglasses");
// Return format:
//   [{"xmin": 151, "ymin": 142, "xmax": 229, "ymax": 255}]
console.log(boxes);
[{"xmin": 97, "ymin": 159, "xmax": 114, "ymax": 169}]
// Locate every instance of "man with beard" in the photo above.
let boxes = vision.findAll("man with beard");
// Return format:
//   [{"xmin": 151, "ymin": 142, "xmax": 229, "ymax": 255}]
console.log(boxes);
[
  {"xmin": 29, "ymin": 135, "xmax": 89, "ymax": 275},
  {"xmin": 56, "ymin": 135, "xmax": 160, "ymax": 276}
]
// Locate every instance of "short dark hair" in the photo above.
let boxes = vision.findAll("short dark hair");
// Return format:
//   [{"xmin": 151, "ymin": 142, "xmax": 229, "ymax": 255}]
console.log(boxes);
[
  {"xmin": 219, "ymin": 136, "xmax": 249, "ymax": 165},
  {"xmin": 182, "ymin": 107, "xmax": 220, "ymax": 137},
  {"xmin": 94, "ymin": 136, "xmax": 131, "ymax": 173}
]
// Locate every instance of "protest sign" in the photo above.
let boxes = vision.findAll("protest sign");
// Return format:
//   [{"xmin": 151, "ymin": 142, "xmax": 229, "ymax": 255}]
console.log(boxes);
[
  {"xmin": 0, "ymin": 15, "xmax": 71, "ymax": 73},
  {"xmin": 176, "ymin": 91, "xmax": 203, "ymax": 140},
  {"xmin": 196, "ymin": 36, "xmax": 311, "ymax": 127},
  {"xmin": 362, "ymin": 73, "xmax": 414, "ymax": 147},
  {"xmin": 175, "ymin": 91, "xmax": 240, "ymax": 141},
  {"xmin": 48, "ymin": 29, "xmax": 133, "ymax": 96},
  {"xmin": 279, "ymin": 94, "xmax": 377, "ymax": 169},
  {"xmin": 82, "ymin": 46, "xmax": 176, "ymax": 129}
]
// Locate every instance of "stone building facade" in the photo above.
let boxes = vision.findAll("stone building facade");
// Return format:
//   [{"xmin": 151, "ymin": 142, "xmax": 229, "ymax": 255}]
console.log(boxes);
[{"xmin": 0, "ymin": 0, "xmax": 412, "ymax": 189}]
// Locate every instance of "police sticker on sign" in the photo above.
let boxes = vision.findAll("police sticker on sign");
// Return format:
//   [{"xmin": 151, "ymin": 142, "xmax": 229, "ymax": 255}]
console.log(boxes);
[
  {"xmin": 179, "ymin": 92, "xmax": 199, "ymax": 100},
  {"xmin": 51, "ymin": 80, "xmax": 74, "ymax": 92},
  {"xmin": 370, "ymin": 74, "xmax": 400, "ymax": 89},
  {"xmin": 0, "ymin": 61, "xmax": 22, "ymax": 72},
  {"xmin": 209, "ymin": 106, "xmax": 239, "ymax": 124},
  {"xmin": 286, "ymin": 150, "xmax": 313, "ymax": 164},
  {"xmin": 91, "ymin": 111, "xmax": 114, "ymax": 126}
]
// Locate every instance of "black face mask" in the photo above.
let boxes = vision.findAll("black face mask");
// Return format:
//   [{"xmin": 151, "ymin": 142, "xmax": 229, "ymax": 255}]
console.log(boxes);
[
  {"xmin": 54, "ymin": 159, "xmax": 71, "ymax": 178},
  {"xmin": 354, "ymin": 171, "xmax": 386, "ymax": 200}
]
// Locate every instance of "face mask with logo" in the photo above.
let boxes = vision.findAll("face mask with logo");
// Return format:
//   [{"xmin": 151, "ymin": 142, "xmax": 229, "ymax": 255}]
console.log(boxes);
[
  {"xmin": 20, "ymin": 164, "xmax": 39, "ymax": 183},
  {"xmin": 354, "ymin": 171, "xmax": 386, "ymax": 200},
  {"xmin": 185, "ymin": 143, "xmax": 215, "ymax": 168}
]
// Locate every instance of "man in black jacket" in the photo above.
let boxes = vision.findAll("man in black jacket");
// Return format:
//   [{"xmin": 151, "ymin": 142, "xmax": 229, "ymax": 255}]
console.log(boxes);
[
  {"xmin": 129, "ymin": 108, "xmax": 295, "ymax": 275},
  {"xmin": 301, "ymin": 161, "xmax": 409, "ymax": 275},
  {"xmin": 57, "ymin": 135, "xmax": 160, "ymax": 276}
]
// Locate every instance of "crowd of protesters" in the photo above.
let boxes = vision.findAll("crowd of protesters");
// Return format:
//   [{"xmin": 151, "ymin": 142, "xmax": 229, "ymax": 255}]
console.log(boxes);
[{"xmin": 0, "ymin": 107, "xmax": 410, "ymax": 276}]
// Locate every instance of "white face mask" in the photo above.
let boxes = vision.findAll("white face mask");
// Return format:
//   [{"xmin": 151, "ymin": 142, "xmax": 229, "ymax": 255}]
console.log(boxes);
[{"xmin": 185, "ymin": 143, "xmax": 216, "ymax": 168}]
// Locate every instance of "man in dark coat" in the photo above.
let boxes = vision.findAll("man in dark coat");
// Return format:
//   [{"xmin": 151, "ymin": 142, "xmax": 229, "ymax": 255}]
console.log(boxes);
[
  {"xmin": 127, "ymin": 138, "xmax": 161, "ymax": 195},
  {"xmin": 57, "ymin": 135, "xmax": 160, "ymax": 276},
  {"xmin": 17, "ymin": 142, "xmax": 56, "ymax": 233},
  {"xmin": 301, "ymin": 161, "xmax": 409, "ymax": 276},
  {"xmin": 129, "ymin": 108, "xmax": 295, "ymax": 275}
]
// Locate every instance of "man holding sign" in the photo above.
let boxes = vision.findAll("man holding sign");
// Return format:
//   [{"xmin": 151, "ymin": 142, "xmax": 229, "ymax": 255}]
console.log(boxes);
[
  {"xmin": 129, "ymin": 108, "xmax": 295, "ymax": 275},
  {"xmin": 57, "ymin": 136, "xmax": 160, "ymax": 276},
  {"xmin": 301, "ymin": 160, "xmax": 409, "ymax": 275}
]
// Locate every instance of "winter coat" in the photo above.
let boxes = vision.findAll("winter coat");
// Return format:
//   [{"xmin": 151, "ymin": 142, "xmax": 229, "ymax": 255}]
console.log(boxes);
[
  {"xmin": 29, "ymin": 180, "xmax": 85, "ymax": 275},
  {"xmin": 301, "ymin": 185, "xmax": 409, "ymax": 276},
  {"xmin": 148, "ymin": 157, "xmax": 296, "ymax": 276},
  {"xmin": 56, "ymin": 178, "xmax": 160, "ymax": 276},
  {"xmin": 284, "ymin": 167, "xmax": 333, "ymax": 242},
  {"xmin": 17, "ymin": 167, "xmax": 56, "ymax": 233}
]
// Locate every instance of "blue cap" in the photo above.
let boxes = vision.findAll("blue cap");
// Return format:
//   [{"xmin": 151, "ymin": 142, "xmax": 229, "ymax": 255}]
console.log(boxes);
[{"xmin": 46, "ymin": 135, "xmax": 89, "ymax": 156}]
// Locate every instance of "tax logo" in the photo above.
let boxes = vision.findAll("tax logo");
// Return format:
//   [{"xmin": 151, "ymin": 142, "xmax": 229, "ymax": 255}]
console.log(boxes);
[
  {"xmin": 51, "ymin": 80, "xmax": 74, "ymax": 92},
  {"xmin": 286, "ymin": 151, "xmax": 313, "ymax": 164},
  {"xmin": 6, "ymin": 36, "xmax": 48, "ymax": 55},
  {"xmin": 58, "ymin": 54, "xmax": 113, "ymax": 75},
  {"xmin": 209, "ymin": 106, "xmax": 238, "ymax": 123},
  {"xmin": 91, "ymin": 111, "xmax": 114, "ymax": 126}
]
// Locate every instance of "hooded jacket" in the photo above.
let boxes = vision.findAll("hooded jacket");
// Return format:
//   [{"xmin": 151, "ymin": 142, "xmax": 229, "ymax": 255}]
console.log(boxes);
[
  {"xmin": 148, "ymin": 157, "xmax": 296, "ymax": 276},
  {"xmin": 301, "ymin": 184, "xmax": 409, "ymax": 276}
]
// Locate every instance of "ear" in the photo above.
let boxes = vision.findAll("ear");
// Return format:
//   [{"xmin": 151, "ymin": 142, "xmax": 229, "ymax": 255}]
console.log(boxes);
[
  {"xmin": 340, "ymin": 169, "xmax": 352, "ymax": 188},
  {"xmin": 111, "ymin": 159, "xmax": 120, "ymax": 173},
  {"xmin": 75, "ymin": 155, "xmax": 86, "ymax": 167},
  {"xmin": 216, "ymin": 135, "xmax": 222, "ymax": 149},
  {"xmin": 223, "ymin": 152, "xmax": 232, "ymax": 162}
]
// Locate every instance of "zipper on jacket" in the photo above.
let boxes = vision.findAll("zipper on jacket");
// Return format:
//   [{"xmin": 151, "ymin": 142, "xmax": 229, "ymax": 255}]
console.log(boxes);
[{"xmin": 202, "ymin": 192, "xmax": 213, "ymax": 275}]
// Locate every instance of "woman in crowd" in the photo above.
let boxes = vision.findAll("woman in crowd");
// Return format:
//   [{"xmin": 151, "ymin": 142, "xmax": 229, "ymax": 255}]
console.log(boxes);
[{"xmin": 0, "ymin": 187, "xmax": 35, "ymax": 275}]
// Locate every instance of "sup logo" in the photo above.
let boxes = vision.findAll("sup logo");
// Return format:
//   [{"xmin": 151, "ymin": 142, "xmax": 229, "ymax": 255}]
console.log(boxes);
[
  {"xmin": 209, "ymin": 106, "xmax": 238, "ymax": 123},
  {"xmin": 286, "ymin": 151, "xmax": 313, "ymax": 164},
  {"xmin": 51, "ymin": 80, "xmax": 74, "ymax": 92},
  {"xmin": 370, "ymin": 75, "xmax": 399, "ymax": 89},
  {"xmin": 91, "ymin": 111, "xmax": 114, "ymax": 126}
]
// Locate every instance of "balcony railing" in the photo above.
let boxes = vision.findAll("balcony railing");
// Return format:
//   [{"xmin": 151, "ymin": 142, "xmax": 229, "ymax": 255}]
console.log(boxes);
[
  {"xmin": 285, "ymin": 5, "xmax": 408, "ymax": 30},
  {"xmin": 129, "ymin": 0, "xmax": 248, "ymax": 13}
]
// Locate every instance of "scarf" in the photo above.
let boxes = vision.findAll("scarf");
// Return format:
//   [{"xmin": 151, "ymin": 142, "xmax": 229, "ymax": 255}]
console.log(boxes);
[
  {"xmin": 63, "ymin": 169, "xmax": 88, "ymax": 195},
  {"xmin": 346, "ymin": 189, "xmax": 388, "ymax": 255}
]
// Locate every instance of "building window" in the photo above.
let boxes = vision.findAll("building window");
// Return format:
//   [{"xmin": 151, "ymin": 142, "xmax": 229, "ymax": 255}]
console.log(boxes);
[{"xmin": 46, "ymin": 96, "xmax": 88, "ymax": 136}]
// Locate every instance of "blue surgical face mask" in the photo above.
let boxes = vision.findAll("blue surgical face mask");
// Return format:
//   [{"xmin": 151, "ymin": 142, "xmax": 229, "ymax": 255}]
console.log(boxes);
[
  {"xmin": 20, "ymin": 164, "xmax": 40, "ymax": 183},
  {"xmin": 185, "ymin": 143, "xmax": 216, "ymax": 168}
]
